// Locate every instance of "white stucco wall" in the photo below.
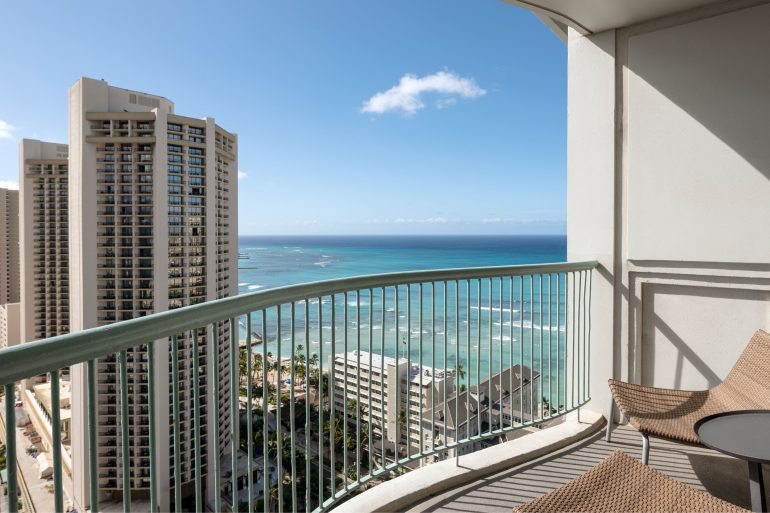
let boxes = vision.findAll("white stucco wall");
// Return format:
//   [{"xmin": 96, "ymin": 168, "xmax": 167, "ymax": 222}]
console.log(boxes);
[
  {"xmin": 568, "ymin": 2, "xmax": 770, "ymax": 407},
  {"xmin": 626, "ymin": 4, "xmax": 770, "ymax": 263}
]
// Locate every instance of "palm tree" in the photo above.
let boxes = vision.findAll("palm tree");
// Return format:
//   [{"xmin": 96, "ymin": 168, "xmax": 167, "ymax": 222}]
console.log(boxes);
[
  {"xmin": 396, "ymin": 409, "xmax": 407, "ymax": 456},
  {"xmin": 457, "ymin": 362, "xmax": 466, "ymax": 393},
  {"xmin": 238, "ymin": 349, "xmax": 248, "ymax": 391},
  {"xmin": 254, "ymin": 353, "xmax": 263, "ymax": 384},
  {"xmin": 295, "ymin": 344, "xmax": 307, "ymax": 389}
]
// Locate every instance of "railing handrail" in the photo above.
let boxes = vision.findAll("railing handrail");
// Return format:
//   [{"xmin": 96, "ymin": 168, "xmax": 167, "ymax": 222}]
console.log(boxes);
[{"xmin": 0, "ymin": 259, "xmax": 597, "ymax": 387}]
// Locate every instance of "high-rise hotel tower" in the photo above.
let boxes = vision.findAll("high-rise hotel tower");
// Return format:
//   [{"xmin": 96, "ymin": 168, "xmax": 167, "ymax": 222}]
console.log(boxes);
[
  {"xmin": 0, "ymin": 186, "xmax": 20, "ymax": 306},
  {"xmin": 68, "ymin": 78, "xmax": 238, "ymax": 511},
  {"xmin": 19, "ymin": 139, "xmax": 69, "ymax": 345}
]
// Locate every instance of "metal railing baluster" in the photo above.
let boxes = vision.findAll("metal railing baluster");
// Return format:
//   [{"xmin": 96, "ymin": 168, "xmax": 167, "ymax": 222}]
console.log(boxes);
[
  {"xmin": 488, "ymin": 279, "xmax": 492, "ymax": 436},
  {"xmin": 304, "ymin": 300, "xmax": 311, "ymax": 513},
  {"xmin": 406, "ymin": 284, "xmax": 412, "ymax": 461},
  {"xmin": 395, "ymin": 285, "xmax": 400, "ymax": 465},
  {"xmin": 50, "ymin": 369, "xmax": 63, "ymax": 512},
  {"xmin": 380, "ymin": 287, "xmax": 386, "ymax": 471},
  {"xmin": 119, "ymin": 350, "xmax": 132, "ymax": 513},
  {"xmin": 290, "ymin": 302, "xmax": 297, "ymax": 510},
  {"xmin": 87, "ymin": 359, "xmax": 99, "ymax": 513},
  {"xmin": 229, "ymin": 317, "xmax": 239, "ymax": 512},
  {"xmin": 556, "ymin": 273, "xmax": 560, "ymax": 413},
  {"xmin": 419, "ymin": 282, "xmax": 424, "ymax": 456},
  {"xmin": 443, "ymin": 281, "xmax": 448, "ymax": 454},
  {"xmin": 508, "ymin": 276, "xmax": 514, "ymax": 429},
  {"xmin": 529, "ymin": 275, "xmax": 534, "ymax": 424},
  {"xmin": 261, "ymin": 310, "xmax": 268, "ymax": 509},
  {"xmin": 355, "ymin": 290, "xmax": 361, "ymax": 487},
  {"xmin": 170, "ymin": 338, "xmax": 180, "ymax": 513},
  {"xmin": 476, "ymin": 279, "xmax": 481, "ymax": 438},
  {"xmin": 519, "ymin": 276, "xmax": 524, "ymax": 426},
  {"xmin": 316, "ymin": 298, "xmax": 323, "ymax": 508},
  {"xmin": 276, "ymin": 307, "xmax": 283, "ymax": 513},
  {"xmin": 329, "ymin": 295, "xmax": 336, "ymax": 497},
  {"xmin": 148, "ymin": 342, "xmax": 158, "ymax": 513},
  {"xmin": 5, "ymin": 383, "xmax": 18, "ymax": 513},
  {"xmin": 210, "ymin": 323, "xmax": 222, "ymax": 513},
  {"xmin": 367, "ymin": 289, "xmax": 373, "ymax": 478},
  {"xmin": 192, "ymin": 329, "xmax": 203, "ymax": 513},
  {"xmin": 342, "ymin": 292, "xmax": 348, "ymax": 489}
]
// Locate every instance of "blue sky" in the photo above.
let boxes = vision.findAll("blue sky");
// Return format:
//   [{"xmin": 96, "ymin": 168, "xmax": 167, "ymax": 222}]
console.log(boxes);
[{"xmin": 0, "ymin": 1, "xmax": 566, "ymax": 235}]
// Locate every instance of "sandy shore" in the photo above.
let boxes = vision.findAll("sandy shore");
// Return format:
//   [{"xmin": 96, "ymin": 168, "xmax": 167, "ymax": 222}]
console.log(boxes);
[{"xmin": 239, "ymin": 351, "xmax": 301, "ymax": 389}]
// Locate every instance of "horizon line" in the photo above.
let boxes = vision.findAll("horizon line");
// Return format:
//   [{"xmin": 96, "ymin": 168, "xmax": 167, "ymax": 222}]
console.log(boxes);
[{"xmin": 237, "ymin": 233, "xmax": 567, "ymax": 237}]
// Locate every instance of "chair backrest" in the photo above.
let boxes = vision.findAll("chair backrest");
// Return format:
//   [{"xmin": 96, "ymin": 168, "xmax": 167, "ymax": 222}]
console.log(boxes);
[{"xmin": 717, "ymin": 329, "xmax": 770, "ymax": 408}]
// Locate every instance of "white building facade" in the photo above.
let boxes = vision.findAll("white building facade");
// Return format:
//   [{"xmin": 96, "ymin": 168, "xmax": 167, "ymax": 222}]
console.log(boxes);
[
  {"xmin": 67, "ymin": 77, "xmax": 238, "ymax": 511},
  {"xmin": 333, "ymin": 350, "xmax": 455, "ymax": 454},
  {"xmin": 19, "ymin": 139, "xmax": 70, "ymax": 345}
]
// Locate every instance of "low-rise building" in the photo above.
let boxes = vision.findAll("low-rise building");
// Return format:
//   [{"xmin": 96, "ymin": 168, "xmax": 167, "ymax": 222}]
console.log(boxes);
[
  {"xmin": 422, "ymin": 364, "xmax": 540, "ymax": 462},
  {"xmin": 332, "ymin": 350, "xmax": 455, "ymax": 454}
]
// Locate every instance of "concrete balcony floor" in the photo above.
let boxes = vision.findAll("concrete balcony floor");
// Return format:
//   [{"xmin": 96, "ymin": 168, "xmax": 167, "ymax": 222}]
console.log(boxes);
[{"xmin": 405, "ymin": 423, "xmax": 770, "ymax": 512}]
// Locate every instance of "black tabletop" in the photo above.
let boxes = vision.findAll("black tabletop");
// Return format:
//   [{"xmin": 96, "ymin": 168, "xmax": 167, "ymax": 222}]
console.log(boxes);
[{"xmin": 695, "ymin": 410, "xmax": 770, "ymax": 464}]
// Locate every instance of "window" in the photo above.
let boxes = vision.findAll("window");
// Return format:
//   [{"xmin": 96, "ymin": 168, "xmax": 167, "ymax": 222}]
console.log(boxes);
[
  {"xmin": 168, "ymin": 185, "xmax": 182, "ymax": 194},
  {"xmin": 167, "ymin": 123, "xmax": 182, "ymax": 132},
  {"xmin": 168, "ymin": 165, "xmax": 183, "ymax": 173},
  {"xmin": 188, "ymin": 147, "xmax": 204, "ymax": 156},
  {"xmin": 189, "ymin": 177, "xmax": 203, "ymax": 186},
  {"xmin": 168, "ymin": 145, "xmax": 182, "ymax": 153},
  {"xmin": 188, "ymin": 157, "xmax": 203, "ymax": 165},
  {"xmin": 188, "ymin": 167, "xmax": 203, "ymax": 176},
  {"xmin": 168, "ymin": 155, "xmax": 182, "ymax": 163}
]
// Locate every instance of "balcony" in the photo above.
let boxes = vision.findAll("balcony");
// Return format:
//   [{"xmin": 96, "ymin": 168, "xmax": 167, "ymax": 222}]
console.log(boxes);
[
  {"xmin": 376, "ymin": 423, "xmax": 760, "ymax": 513},
  {"xmin": 0, "ymin": 261, "xmax": 593, "ymax": 512},
  {"xmin": 5, "ymin": 2, "xmax": 769, "ymax": 512}
]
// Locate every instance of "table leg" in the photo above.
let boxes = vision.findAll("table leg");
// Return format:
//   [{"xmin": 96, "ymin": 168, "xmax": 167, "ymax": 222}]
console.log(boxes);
[{"xmin": 748, "ymin": 461, "xmax": 766, "ymax": 513}]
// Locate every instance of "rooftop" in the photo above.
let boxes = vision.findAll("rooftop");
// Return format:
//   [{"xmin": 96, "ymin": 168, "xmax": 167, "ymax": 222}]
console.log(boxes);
[{"xmin": 335, "ymin": 349, "xmax": 454, "ymax": 385}]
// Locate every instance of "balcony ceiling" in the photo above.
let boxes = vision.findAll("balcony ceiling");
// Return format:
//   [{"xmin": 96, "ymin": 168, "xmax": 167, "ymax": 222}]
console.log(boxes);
[{"xmin": 504, "ymin": 0, "xmax": 730, "ymax": 38}]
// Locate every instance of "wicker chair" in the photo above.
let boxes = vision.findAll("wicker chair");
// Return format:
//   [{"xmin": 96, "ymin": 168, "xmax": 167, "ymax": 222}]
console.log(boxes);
[
  {"xmin": 513, "ymin": 450, "xmax": 747, "ymax": 513},
  {"xmin": 606, "ymin": 329, "xmax": 770, "ymax": 464}
]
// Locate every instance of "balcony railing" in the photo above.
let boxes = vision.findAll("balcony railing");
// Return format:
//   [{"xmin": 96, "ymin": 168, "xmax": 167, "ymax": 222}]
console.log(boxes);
[{"xmin": 0, "ymin": 260, "xmax": 595, "ymax": 513}]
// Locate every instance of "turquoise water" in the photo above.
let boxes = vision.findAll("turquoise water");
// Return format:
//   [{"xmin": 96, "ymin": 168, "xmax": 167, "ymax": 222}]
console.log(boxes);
[
  {"xmin": 237, "ymin": 235, "xmax": 566, "ymax": 292},
  {"xmin": 236, "ymin": 235, "xmax": 574, "ymax": 395}
]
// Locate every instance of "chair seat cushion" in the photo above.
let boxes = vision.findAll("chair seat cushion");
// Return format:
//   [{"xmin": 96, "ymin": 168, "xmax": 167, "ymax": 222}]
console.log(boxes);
[{"xmin": 514, "ymin": 450, "xmax": 747, "ymax": 513}]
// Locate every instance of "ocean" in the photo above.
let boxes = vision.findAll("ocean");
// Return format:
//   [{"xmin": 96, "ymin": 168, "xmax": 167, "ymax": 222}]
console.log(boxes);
[
  {"xmin": 237, "ymin": 235, "xmax": 566, "ymax": 292},
  {"xmin": 236, "ymin": 235, "xmax": 568, "ymax": 389}
]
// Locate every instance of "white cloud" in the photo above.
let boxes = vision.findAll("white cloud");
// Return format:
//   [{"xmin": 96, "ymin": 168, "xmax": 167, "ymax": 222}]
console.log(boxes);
[
  {"xmin": 361, "ymin": 71, "xmax": 486, "ymax": 116},
  {"xmin": 0, "ymin": 181, "xmax": 19, "ymax": 190},
  {"xmin": 481, "ymin": 217, "xmax": 562, "ymax": 225},
  {"xmin": 0, "ymin": 120, "xmax": 15, "ymax": 140},
  {"xmin": 238, "ymin": 171, "xmax": 248, "ymax": 180},
  {"xmin": 394, "ymin": 217, "xmax": 450, "ymax": 224}
]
